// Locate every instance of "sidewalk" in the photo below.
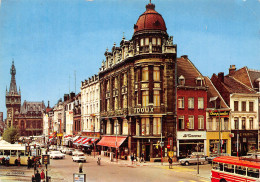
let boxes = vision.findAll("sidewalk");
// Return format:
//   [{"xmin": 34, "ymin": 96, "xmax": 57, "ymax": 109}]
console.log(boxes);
[{"xmin": 87, "ymin": 155, "xmax": 211, "ymax": 180}]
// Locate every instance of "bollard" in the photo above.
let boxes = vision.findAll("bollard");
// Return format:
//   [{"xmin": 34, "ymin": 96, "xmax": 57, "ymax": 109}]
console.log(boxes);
[{"xmin": 79, "ymin": 163, "xmax": 83, "ymax": 173}]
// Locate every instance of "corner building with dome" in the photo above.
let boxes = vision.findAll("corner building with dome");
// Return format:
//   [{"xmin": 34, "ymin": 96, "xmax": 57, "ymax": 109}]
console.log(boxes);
[{"xmin": 97, "ymin": 2, "xmax": 177, "ymax": 161}]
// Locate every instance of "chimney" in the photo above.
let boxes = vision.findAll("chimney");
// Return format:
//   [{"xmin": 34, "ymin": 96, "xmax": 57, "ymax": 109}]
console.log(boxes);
[
  {"xmin": 64, "ymin": 94, "xmax": 69, "ymax": 102},
  {"xmin": 181, "ymin": 55, "xmax": 188, "ymax": 59},
  {"xmin": 218, "ymin": 72, "xmax": 224, "ymax": 82},
  {"xmin": 48, "ymin": 101, "xmax": 50, "ymax": 108},
  {"xmin": 229, "ymin": 65, "xmax": 236, "ymax": 75},
  {"xmin": 70, "ymin": 92, "xmax": 75, "ymax": 99}
]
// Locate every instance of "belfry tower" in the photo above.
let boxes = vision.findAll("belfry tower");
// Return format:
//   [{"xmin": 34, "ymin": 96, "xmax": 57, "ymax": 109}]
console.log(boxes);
[{"xmin": 5, "ymin": 61, "xmax": 21, "ymax": 127}]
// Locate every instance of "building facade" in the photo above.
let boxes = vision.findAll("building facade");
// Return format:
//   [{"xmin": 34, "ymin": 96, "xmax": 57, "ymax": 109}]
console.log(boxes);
[
  {"xmin": 5, "ymin": 61, "xmax": 45, "ymax": 136},
  {"xmin": 98, "ymin": 2, "xmax": 177, "ymax": 161},
  {"xmin": 81, "ymin": 74, "xmax": 100, "ymax": 138},
  {"xmin": 211, "ymin": 69, "xmax": 259, "ymax": 156},
  {"xmin": 176, "ymin": 56, "xmax": 207, "ymax": 158}
]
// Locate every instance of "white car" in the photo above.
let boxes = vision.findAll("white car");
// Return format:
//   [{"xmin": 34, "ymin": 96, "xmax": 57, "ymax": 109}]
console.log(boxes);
[
  {"xmin": 72, "ymin": 152, "xmax": 86, "ymax": 162},
  {"xmin": 72, "ymin": 150, "xmax": 81, "ymax": 156},
  {"xmin": 49, "ymin": 151, "xmax": 65, "ymax": 159},
  {"xmin": 61, "ymin": 148, "xmax": 73, "ymax": 155}
]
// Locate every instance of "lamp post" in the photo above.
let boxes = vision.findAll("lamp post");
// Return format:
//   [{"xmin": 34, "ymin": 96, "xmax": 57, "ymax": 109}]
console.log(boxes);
[{"xmin": 115, "ymin": 122, "xmax": 118, "ymax": 163}]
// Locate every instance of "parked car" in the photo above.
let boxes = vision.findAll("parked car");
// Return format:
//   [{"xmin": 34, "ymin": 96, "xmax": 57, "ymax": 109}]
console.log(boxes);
[
  {"xmin": 206, "ymin": 153, "xmax": 230, "ymax": 164},
  {"xmin": 72, "ymin": 150, "xmax": 81, "ymax": 156},
  {"xmin": 49, "ymin": 151, "xmax": 66, "ymax": 159},
  {"xmin": 179, "ymin": 154, "xmax": 206, "ymax": 166},
  {"xmin": 62, "ymin": 148, "xmax": 74, "ymax": 155},
  {"xmin": 72, "ymin": 152, "xmax": 86, "ymax": 162}
]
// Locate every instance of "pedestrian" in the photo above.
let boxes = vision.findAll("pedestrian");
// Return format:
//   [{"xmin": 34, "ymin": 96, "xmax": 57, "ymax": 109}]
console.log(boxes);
[
  {"xmin": 168, "ymin": 157, "xmax": 173, "ymax": 169},
  {"xmin": 17, "ymin": 155, "xmax": 21, "ymax": 166},
  {"xmin": 28, "ymin": 157, "xmax": 31, "ymax": 169},
  {"xmin": 140, "ymin": 152, "xmax": 144, "ymax": 163},
  {"xmin": 134, "ymin": 154, "xmax": 137, "ymax": 165},
  {"xmin": 35, "ymin": 170, "xmax": 41, "ymax": 182},
  {"xmin": 5, "ymin": 155, "xmax": 10, "ymax": 167},
  {"xmin": 131, "ymin": 153, "xmax": 134, "ymax": 165},
  {"xmin": 40, "ymin": 169, "xmax": 45, "ymax": 182},
  {"xmin": 32, "ymin": 175, "xmax": 36, "ymax": 182}
]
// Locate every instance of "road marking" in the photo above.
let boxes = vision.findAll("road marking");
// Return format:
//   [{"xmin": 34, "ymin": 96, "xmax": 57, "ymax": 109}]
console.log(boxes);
[
  {"xmin": 199, "ymin": 180, "xmax": 210, "ymax": 182},
  {"xmin": 155, "ymin": 165, "xmax": 196, "ymax": 172},
  {"xmin": 189, "ymin": 180, "xmax": 197, "ymax": 182}
]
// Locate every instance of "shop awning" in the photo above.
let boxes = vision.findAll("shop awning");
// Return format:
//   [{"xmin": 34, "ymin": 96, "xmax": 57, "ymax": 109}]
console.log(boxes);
[
  {"xmin": 97, "ymin": 136, "xmax": 127, "ymax": 148},
  {"xmin": 81, "ymin": 138, "xmax": 91, "ymax": 145},
  {"xmin": 73, "ymin": 137, "xmax": 82, "ymax": 144}
]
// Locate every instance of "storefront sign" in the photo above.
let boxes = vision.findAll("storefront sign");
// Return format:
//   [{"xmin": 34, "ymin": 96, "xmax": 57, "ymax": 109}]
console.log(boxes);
[
  {"xmin": 209, "ymin": 110, "xmax": 229, "ymax": 117},
  {"xmin": 134, "ymin": 107, "xmax": 153, "ymax": 114},
  {"xmin": 177, "ymin": 131, "xmax": 206, "ymax": 140}
]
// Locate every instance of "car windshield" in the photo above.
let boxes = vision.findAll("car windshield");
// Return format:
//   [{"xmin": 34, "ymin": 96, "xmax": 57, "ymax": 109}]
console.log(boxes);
[
  {"xmin": 78, "ymin": 154, "xmax": 84, "ymax": 156},
  {"xmin": 53, "ymin": 151, "xmax": 61, "ymax": 154}
]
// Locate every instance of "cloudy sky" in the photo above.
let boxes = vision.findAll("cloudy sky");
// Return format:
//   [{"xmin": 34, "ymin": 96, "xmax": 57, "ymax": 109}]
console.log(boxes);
[{"xmin": 0, "ymin": 0, "xmax": 260, "ymax": 119}]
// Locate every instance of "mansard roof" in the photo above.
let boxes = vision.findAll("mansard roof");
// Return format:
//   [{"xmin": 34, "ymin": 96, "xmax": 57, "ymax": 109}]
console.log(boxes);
[{"xmin": 20, "ymin": 101, "xmax": 46, "ymax": 114}]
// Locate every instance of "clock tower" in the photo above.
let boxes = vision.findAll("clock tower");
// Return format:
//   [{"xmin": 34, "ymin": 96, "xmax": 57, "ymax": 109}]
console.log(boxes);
[{"xmin": 5, "ymin": 61, "xmax": 21, "ymax": 128}]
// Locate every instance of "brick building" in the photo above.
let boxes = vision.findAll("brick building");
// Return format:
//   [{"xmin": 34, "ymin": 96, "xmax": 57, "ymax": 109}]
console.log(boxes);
[
  {"xmin": 176, "ymin": 56, "xmax": 207, "ymax": 158},
  {"xmin": 5, "ymin": 61, "xmax": 45, "ymax": 136},
  {"xmin": 98, "ymin": 2, "xmax": 177, "ymax": 161}
]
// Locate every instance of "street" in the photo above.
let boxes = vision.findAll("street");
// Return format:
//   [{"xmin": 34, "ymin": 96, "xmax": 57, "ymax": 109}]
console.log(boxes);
[{"xmin": 0, "ymin": 154, "xmax": 212, "ymax": 182}]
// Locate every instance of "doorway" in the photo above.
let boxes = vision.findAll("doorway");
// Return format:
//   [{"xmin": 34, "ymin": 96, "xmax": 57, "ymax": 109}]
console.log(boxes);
[{"xmin": 145, "ymin": 144, "xmax": 150, "ymax": 161}]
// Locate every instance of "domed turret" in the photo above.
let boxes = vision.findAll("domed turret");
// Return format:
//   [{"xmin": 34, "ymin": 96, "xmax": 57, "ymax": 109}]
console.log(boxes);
[{"xmin": 134, "ymin": 2, "xmax": 167, "ymax": 34}]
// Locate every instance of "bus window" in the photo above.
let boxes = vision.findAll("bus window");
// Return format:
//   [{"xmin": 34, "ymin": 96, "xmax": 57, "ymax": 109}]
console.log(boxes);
[
  {"xmin": 0, "ymin": 150, "xmax": 3, "ymax": 155},
  {"xmin": 224, "ymin": 164, "xmax": 234, "ymax": 173},
  {"xmin": 18, "ymin": 150, "xmax": 25, "ymax": 156},
  {"xmin": 4, "ymin": 150, "xmax": 10, "ymax": 156},
  {"xmin": 11, "ymin": 150, "xmax": 17, "ymax": 156},
  {"xmin": 219, "ymin": 163, "xmax": 223, "ymax": 171},
  {"xmin": 212, "ymin": 162, "xmax": 220, "ymax": 170},
  {"xmin": 247, "ymin": 168, "xmax": 259, "ymax": 178}
]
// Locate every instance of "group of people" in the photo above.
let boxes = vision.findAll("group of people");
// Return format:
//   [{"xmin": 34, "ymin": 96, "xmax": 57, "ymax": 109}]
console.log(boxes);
[
  {"xmin": 31, "ymin": 169, "xmax": 45, "ymax": 182},
  {"xmin": 1, "ymin": 155, "xmax": 10, "ymax": 166},
  {"xmin": 27, "ymin": 157, "xmax": 41, "ymax": 169}
]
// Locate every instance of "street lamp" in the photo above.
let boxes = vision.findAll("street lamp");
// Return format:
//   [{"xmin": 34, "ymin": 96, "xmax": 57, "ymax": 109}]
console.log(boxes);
[{"xmin": 115, "ymin": 122, "xmax": 119, "ymax": 163}]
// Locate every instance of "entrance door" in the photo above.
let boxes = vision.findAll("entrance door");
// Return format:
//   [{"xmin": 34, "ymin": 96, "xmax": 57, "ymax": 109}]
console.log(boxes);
[{"xmin": 145, "ymin": 145, "xmax": 150, "ymax": 161}]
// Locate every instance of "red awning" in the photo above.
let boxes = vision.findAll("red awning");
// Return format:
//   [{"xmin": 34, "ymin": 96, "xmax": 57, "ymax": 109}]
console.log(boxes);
[
  {"xmin": 81, "ymin": 138, "xmax": 91, "ymax": 145},
  {"xmin": 97, "ymin": 136, "xmax": 127, "ymax": 148},
  {"xmin": 73, "ymin": 137, "xmax": 82, "ymax": 143}
]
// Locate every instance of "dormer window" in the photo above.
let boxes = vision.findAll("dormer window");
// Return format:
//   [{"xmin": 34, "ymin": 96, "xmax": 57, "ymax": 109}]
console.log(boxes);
[
  {"xmin": 140, "ymin": 39, "xmax": 144, "ymax": 46},
  {"xmin": 255, "ymin": 78, "xmax": 260, "ymax": 92},
  {"xmin": 145, "ymin": 38, "xmax": 149, "ymax": 46},
  {"xmin": 196, "ymin": 77, "xmax": 203, "ymax": 86},
  {"xmin": 178, "ymin": 75, "xmax": 185, "ymax": 86}
]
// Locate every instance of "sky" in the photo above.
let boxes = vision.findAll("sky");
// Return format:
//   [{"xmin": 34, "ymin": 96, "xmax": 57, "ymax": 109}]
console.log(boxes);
[{"xmin": 0, "ymin": 0, "xmax": 260, "ymax": 119}]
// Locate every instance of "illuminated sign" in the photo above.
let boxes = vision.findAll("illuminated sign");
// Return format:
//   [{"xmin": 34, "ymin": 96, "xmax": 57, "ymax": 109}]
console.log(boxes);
[
  {"xmin": 134, "ymin": 107, "xmax": 154, "ymax": 114},
  {"xmin": 209, "ymin": 110, "xmax": 229, "ymax": 117}
]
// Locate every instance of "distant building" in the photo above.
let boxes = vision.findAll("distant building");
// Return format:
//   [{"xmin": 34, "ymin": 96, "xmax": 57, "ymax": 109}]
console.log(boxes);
[{"xmin": 5, "ymin": 61, "xmax": 46, "ymax": 136}]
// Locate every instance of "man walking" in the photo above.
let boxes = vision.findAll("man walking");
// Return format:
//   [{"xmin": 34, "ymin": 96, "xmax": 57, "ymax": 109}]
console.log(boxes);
[{"xmin": 168, "ymin": 157, "xmax": 173, "ymax": 169}]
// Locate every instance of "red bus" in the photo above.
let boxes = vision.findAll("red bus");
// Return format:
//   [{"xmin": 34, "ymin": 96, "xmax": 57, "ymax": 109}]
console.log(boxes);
[{"xmin": 211, "ymin": 156, "xmax": 260, "ymax": 182}]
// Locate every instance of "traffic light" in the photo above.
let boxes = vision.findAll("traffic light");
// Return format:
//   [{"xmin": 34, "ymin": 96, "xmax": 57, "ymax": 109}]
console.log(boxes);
[{"xmin": 186, "ymin": 121, "xmax": 190, "ymax": 129}]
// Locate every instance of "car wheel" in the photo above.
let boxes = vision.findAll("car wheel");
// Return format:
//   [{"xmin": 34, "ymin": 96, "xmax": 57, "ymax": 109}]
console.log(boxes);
[{"xmin": 185, "ymin": 161, "xmax": 189, "ymax": 166}]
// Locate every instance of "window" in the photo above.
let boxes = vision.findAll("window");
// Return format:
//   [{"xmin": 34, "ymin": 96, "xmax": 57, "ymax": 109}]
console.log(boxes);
[
  {"xmin": 152, "ymin": 38, "xmax": 156, "ymax": 45},
  {"xmin": 140, "ymin": 38, "xmax": 144, "ymax": 46},
  {"xmin": 145, "ymin": 38, "xmax": 149, "ymax": 46},
  {"xmin": 153, "ymin": 91, "xmax": 160, "ymax": 106},
  {"xmin": 153, "ymin": 67, "xmax": 160, "ymax": 81},
  {"xmin": 188, "ymin": 116, "xmax": 194, "ymax": 129},
  {"xmin": 114, "ymin": 120, "xmax": 119, "ymax": 135},
  {"xmin": 198, "ymin": 116, "xmax": 204, "ymax": 129},
  {"xmin": 178, "ymin": 75, "xmax": 185, "ymax": 85},
  {"xmin": 114, "ymin": 77, "xmax": 118, "ymax": 88},
  {"xmin": 142, "ymin": 91, "xmax": 149, "ymax": 106},
  {"xmin": 123, "ymin": 95, "xmax": 127, "ymax": 108},
  {"xmin": 234, "ymin": 117, "xmax": 239, "ymax": 130},
  {"xmin": 242, "ymin": 117, "xmax": 246, "ymax": 129},
  {"xmin": 178, "ymin": 116, "xmax": 184, "ymax": 130},
  {"xmin": 153, "ymin": 118, "xmax": 161, "ymax": 135},
  {"xmin": 142, "ymin": 67, "xmax": 149, "ymax": 81},
  {"xmin": 242, "ymin": 101, "xmax": 246, "ymax": 111},
  {"xmin": 208, "ymin": 118, "xmax": 213, "ymax": 130},
  {"xmin": 249, "ymin": 117, "xmax": 254, "ymax": 129},
  {"xmin": 198, "ymin": 97, "xmax": 204, "ymax": 109},
  {"xmin": 115, "ymin": 97, "xmax": 118, "ymax": 110},
  {"xmin": 123, "ymin": 73, "xmax": 127, "ymax": 86},
  {"xmin": 224, "ymin": 164, "xmax": 234, "ymax": 173},
  {"xmin": 107, "ymin": 80, "xmax": 110, "ymax": 91},
  {"xmin": 234, "ymin": 101, "xmax": 238, "ymax": 111},
  {"xmin": 249, "ymin": 102, "xmax": 254, "ymax": 112},
  {"xmin": 178, "ymin": 97, "xmax": 184, "ymax": 108},
  {"xmin": 224, "ymin": 118, "xmax": 229, "ymax": 130},
  {"xmin": 122, "ymin": 119, "xmax": 128, "ymax": 135},
  {"xmin": 157, "ymin": 38, "xmax": 161, "ymax": 46},
  {"xmin": 141, "ymin": 118, "xmax": 150, "ymax": 136},
  {"xmin": 188, "ymin": 97, "xmax": 194, "ymax": 109},
  {"xmin": 247, "ymin": 167, "xmax": 259, "ymax": 178}
]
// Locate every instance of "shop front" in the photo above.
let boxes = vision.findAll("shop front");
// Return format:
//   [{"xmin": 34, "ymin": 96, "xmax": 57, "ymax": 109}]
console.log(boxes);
[
  {"xmin": 177, "ymin": 131, "xmax": 206, "ymax": 159},
  {"xmin": 231, "ymin": 130, "xmax": 258, "ymax": 156},
  {"xmin": 206, "ymin": 132, "xmax": 231, "ymax": 156}
]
